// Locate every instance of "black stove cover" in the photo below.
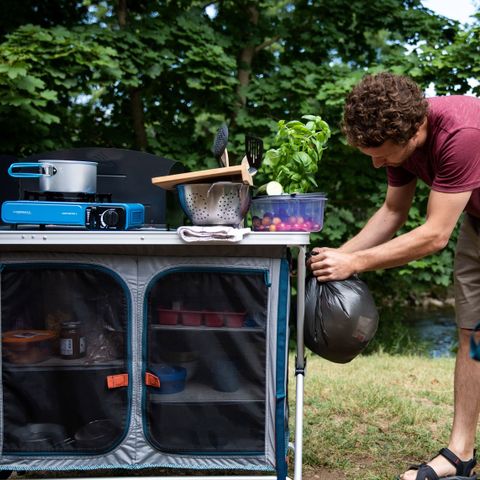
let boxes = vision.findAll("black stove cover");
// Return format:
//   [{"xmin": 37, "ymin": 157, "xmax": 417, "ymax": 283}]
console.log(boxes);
[{"xmin": 22, "ymin": 191, "xmax": 112, "ymax": 203}]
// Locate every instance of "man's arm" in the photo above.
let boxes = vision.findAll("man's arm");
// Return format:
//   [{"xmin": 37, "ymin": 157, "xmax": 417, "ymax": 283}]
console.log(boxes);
[
  {"xmin": 310, "ymin": 187, "xmax": 472, "ymax": 281},
  {"xmin": 339, "ymin": 180, "xmax": 417, "ymax": 253}
]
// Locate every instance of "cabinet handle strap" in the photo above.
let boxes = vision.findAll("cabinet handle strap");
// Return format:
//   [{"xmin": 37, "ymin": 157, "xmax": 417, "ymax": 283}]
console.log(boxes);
[
  {"xmin": 106, "ymin": 373, "xmax": 129, "ymax": 389},
  {"xmin": 145, "ymin": 372, "xmax": 160, "ymax": 388}
]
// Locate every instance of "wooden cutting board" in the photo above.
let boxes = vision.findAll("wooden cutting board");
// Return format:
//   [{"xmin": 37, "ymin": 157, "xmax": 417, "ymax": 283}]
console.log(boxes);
[{"xmin": 152, "ymin": 163, "xmax": 253, "ymax": 190}]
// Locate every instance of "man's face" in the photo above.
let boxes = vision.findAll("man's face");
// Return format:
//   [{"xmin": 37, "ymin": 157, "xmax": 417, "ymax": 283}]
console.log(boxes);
[{"xmin": 358, "ymin": 137, "xmax": 418, "ymax": 169}]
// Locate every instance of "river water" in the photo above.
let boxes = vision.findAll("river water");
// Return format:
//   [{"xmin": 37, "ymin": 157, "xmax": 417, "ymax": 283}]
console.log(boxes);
[{"xmin": 407, "ymin": 309, "xmax": 457, "ymax": 358}]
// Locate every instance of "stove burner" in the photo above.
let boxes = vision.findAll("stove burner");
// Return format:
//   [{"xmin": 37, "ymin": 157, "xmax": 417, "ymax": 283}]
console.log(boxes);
[{"xmin": 23, "ymin": 191, "xmax": 112, "ymax": 203}]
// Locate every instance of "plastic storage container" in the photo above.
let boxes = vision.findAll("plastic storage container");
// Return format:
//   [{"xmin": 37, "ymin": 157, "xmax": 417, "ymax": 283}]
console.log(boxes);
[
  {"xmin": 224, "ymin": 312, "xmax": 246, "ymax": 328},
  {"xmin": 2, "ymin": 330, "xmax": 57, "ymax": 364},
  {"xmin": 203, "ymin": 311, "xmax": 224, "ymax": 327},
  {"xmin": 181, "ymin": 310, "xmax": 203, "ymax": 326},
  {"xmin": 152, "ymin": 365, "xmax": 187, "ymax": 394},
  {"xmin": 157, "ymin": 308, "xmax": 180, "ymax": 325},
  {"xmin": 249, "ymin": 193, "xmax": 327, "ymax": 232},
  {"xmin": 158, "ymin": 350, "xmax": 199, "ymax": 381}
]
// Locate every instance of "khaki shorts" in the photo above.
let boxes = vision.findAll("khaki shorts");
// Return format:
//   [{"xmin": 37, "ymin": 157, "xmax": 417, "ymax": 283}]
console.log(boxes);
[{"xmin": 454, "ymin": 214, "xmax": 480, "ymax": 329}]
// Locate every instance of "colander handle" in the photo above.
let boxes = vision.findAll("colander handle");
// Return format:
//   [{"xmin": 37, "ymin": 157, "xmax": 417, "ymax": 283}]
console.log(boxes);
[{"xmin": 207, "ymin": 181, "xmax": 239, "ymax": 196}]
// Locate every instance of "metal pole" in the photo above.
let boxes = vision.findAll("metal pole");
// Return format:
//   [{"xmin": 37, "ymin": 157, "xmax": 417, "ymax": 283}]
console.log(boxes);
[{"xmin": 294, "ymin": 246, "xmax": 306, "ymax": 480}]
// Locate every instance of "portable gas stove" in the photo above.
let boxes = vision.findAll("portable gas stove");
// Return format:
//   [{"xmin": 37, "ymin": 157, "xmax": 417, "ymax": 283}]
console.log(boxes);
[{"xmin": 1, "ymin": 191, "xmax": 145, "ymax": 230}]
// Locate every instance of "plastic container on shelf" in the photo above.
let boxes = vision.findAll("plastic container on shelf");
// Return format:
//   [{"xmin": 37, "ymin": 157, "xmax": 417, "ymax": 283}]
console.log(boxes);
[
  {"xmin": 151, "ymin": 364, "xmax": 187, "ymax": 394},
  {"xmin": 181, "ymin": 310, "xmax": 203, "ymax": 326},
  {"xmin": 203, "ymin": 311, "xmax": 224, "ymax": 327},
  {"xmin": 2, "ymin": 330, "xmax": 57, "ymax": 364},
  {"xmin": 205, "ymin": 357, "xmax": 240, "ymax": 393},
  {"xmin": 157, "ymin": 308, "xmax": 180, "ymax": 325},
  {"xmin": 249, "ymin": 193, "xmax": 327, "ymax": 232},
  {"xmin": 158, "ymin": 350, "xmax": 199, "ymax": 381},
  {"xmin": 224, "ymin": 312, "xmax": 246, "ymax": 328}
]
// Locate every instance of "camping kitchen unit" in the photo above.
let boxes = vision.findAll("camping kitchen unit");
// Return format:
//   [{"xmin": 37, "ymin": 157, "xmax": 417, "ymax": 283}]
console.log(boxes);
[{"xmin": 0, "ymin": 229, "xmax": 309, "ymax": 480}]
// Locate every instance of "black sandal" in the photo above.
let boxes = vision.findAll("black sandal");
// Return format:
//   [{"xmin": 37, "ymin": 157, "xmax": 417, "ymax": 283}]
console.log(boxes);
[{"xmin": 400, "ymin": 447, "xmax": 477, "ymax": 480}]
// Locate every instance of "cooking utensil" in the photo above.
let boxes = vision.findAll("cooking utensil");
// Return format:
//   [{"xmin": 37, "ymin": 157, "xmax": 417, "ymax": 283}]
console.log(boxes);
[
  {"xmin": 151, "ymin": 163, "xmax": 253, "ymax": 190},
  {"xmin": 11, "ymin": 423, "xmax": 70, "ymax": 450},
  {"xmin": 74, "ymin": 419, "xmax": 119, "ymax": 449},
  {"xmin": 176, "ymin": 182, "xmax": 251, "ymax": 226},
  {"xmin": 212, "ymin": 124, "xmax": 229, "ymax": 168},
  {"xmin": 8, "ymin": 160, "xmax": 98, "ymax": 193},
  {"xmin": 245, "ymin": 135, "xmax": 264, "ymax": 175}
]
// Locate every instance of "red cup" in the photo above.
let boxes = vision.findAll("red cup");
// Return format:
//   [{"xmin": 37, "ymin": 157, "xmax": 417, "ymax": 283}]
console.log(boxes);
[
  {"xmin": 157, "ymin": 309, "xmax": 180, "ymax": 325},
  {"xmin": 224, "ymin": 312, "xmax": 246, "ymax": 328},
  {"xmin": 181, "ymin": 311, "xmax": 203, "ymax": 326},
  {"xmin": 204, "ymin": 312, "xmax": 224, "ymax": 327}
]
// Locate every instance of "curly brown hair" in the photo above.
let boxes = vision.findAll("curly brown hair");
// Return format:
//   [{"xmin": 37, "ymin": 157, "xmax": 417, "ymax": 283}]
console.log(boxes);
[{"xmin": 342, "ymin": 72, "xmax": 428, "ymax": 147}]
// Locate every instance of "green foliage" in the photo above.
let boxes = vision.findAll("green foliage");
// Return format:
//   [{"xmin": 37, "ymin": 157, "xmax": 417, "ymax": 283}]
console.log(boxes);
[
  {"xmin": 0, "ymin": 0, "xmax": 477, "ymax": 304},
  {"xmin": 256, "ymin": 115, "xmax": 331, "ymax": 194},
  {"xmin": 0, "ymin": 24, "xmax": 122, "ymax": 154},
  {"xmin": 364, "ymin": 308, "xmax": 430, "ymax": 356}
]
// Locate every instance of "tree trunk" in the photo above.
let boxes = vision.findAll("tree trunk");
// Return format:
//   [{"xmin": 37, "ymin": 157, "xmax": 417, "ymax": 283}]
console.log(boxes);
[
  {"xmin": 130, "ymin": 88, "xmax": 148, "ymax": 151},
  {"xmin": 117, "ymin": 0, "xmax": 148, "ymax": 151},
  {"xmin": 235, "ymin": 6, "xmax": 278, "ymax": 113},
  {"xmin": 117, "ymin": 0, "xmax": 127, "ymax": 27},
  {"xmin": 236, "ymin": 5, "xmax": 259, "ymax": 109},
  {"xmin": 237, "ymin": 45, "xmax": 255, "ymax": 108}
]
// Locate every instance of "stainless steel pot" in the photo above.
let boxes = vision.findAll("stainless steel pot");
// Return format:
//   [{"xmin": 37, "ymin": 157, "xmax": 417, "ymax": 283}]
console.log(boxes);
[{"xmin": 8, "ymin": 160, "xmax": 98, "ymax": 193}]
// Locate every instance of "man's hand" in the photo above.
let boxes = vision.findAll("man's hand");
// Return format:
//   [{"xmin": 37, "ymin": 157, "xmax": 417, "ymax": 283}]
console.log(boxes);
[{"xmin": 308, "ymin": 247, "xmax": 357, "ymax": 281}]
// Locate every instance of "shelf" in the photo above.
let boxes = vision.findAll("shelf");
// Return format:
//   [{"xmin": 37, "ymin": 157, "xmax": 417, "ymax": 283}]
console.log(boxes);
[
  {"xmin": 149, "ymin": 324, "xmax": 264, "ymax": 333},
  {"xmin": 2, "ymin": 357, "xmax": 124, "ymax": 371},
  {"xmin": 149, "ymin": 380, "xmax": 264, "ymax": 404}
]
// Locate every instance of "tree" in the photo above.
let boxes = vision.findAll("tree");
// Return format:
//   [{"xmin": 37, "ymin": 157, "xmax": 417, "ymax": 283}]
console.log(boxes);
[{"xmin": 0, "ymin": 0, "xmax": 474, "ymax": 304}]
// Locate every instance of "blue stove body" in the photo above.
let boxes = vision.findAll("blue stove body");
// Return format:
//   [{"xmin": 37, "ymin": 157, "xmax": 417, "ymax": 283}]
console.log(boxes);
[{"xmin": 1, "ymin": 201, "xmax": 145, "ymax": 230}]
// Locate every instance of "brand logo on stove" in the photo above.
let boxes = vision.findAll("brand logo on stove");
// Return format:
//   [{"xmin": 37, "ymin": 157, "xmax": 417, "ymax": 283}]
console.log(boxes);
[
  {"xmin": 13, "ymin": 210, "xmax": 32, "ymax": 215},
  {"xmin": 61, "ymin": 212, "xmax": 78, "ymax": 216}
]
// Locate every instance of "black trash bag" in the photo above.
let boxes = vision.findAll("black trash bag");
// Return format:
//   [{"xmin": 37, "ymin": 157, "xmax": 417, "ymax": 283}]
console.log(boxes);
[{"xmin": 304, "ymin": 275, "xmax": 379, "ymax": 363}]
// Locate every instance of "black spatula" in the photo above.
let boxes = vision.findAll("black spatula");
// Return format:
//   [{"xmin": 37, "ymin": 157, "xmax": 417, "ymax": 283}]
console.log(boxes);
[
  {"xmin": 212, "ymin": 124, "xmax": 229, "ymax": 167},
  {"xmin": 245, "ymin": 134, "xmax": 264, "ymax": 175}
]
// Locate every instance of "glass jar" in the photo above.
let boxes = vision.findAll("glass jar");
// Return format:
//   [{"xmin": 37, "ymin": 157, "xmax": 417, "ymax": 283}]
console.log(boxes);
[{"xmin": 60, "ymin": 321, "xmax": 86, "ymax": 359}]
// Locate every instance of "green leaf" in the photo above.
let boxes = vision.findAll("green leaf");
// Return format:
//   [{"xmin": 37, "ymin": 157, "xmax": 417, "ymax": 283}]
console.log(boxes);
[{"xmin": 15, "ymin": 75, "xmax": 45, "ymax": 92}]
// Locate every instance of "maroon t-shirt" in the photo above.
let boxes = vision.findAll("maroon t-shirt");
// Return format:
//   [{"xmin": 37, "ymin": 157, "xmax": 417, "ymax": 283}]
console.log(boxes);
[{"xmin": 387, "ymin": 96, "xmax": 480, "ymax": 218}]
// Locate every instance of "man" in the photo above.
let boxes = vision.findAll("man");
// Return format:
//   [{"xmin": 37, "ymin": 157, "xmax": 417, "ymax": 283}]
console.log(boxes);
[{"xmin": 309, "ymin": 72, "xmax": 480, "ymax": 480}]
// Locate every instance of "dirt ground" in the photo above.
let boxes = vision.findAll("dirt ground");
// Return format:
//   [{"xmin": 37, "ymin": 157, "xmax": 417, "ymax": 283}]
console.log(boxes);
[{"xmin": 302, "ymin": 467, "xmax": 347, "ymax": 480}]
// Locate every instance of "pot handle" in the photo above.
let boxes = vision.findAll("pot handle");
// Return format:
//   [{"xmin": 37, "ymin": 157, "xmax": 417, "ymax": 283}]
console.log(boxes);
[{"xmin": 8, "ymin": 162, "xmax": 56, "ymax": 178}]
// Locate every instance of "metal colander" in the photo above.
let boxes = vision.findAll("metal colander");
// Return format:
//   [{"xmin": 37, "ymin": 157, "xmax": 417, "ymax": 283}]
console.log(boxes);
[{"xmin": 176, "ymin": 182, "xmax": 251, "ymax": 226}]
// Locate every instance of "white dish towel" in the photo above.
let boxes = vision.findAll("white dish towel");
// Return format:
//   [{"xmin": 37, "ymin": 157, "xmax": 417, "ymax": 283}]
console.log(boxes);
[{"xmin": 177, "ymin": 226, "xmax": 251, "ymax": 243}]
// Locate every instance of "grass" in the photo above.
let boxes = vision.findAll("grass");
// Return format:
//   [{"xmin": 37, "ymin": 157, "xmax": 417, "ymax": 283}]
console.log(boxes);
[
  {"xmin": 291, "ymin": 352, "xmax": 456, "ymax": 480},
  {"xmin": 12, "ymin": 351, "xmax": 456, "ymax": 480}
]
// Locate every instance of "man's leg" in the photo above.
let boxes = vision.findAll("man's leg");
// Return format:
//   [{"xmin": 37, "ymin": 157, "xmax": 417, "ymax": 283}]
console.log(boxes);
[
  {"xmin": 402, "ymin": 215, "xmax": 480, "ymax": 480},
  {"xmin": 401, "ymin": 330, "xmax": 479, "ymax": 480},
  {"xmin": 449, "ymin": 328, "xmax": 480, "ymax": 457}
]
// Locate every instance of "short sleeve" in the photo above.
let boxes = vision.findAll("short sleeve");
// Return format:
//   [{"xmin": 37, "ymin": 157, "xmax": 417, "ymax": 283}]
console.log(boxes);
[
  {"xmin": 387, "ymin": 166, "xmax": 416, "ymax": 187},
  {"xmin": 432, "ymin": 128, "xmax": 480, "ymax": 193}
]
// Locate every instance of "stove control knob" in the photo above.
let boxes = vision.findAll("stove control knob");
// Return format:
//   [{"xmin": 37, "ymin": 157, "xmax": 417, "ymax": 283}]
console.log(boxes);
[{"xmin": 101, "ymin": 208, "xmax": 120, "ymax": 228}]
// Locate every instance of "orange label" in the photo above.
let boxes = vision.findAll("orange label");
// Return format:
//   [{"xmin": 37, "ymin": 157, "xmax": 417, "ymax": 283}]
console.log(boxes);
[
  {"xmin": 145, "ymin": 372, "xmax": 161, "ymax": 388},
  {"xmin": 106, "ymin": 373, "xmax": 129, "ymax": 389}
]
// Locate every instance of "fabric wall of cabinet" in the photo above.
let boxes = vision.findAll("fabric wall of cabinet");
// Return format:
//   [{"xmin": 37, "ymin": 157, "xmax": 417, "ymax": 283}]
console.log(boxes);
[{"xmin": 0, "ymin": 251, "xmax": 290, "ymax": 476}]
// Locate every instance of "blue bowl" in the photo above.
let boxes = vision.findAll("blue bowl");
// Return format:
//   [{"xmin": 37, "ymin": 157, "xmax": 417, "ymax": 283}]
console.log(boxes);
[{"xmin": 153, "ymin": 364, "xmax": 187, "ymax": 394}]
